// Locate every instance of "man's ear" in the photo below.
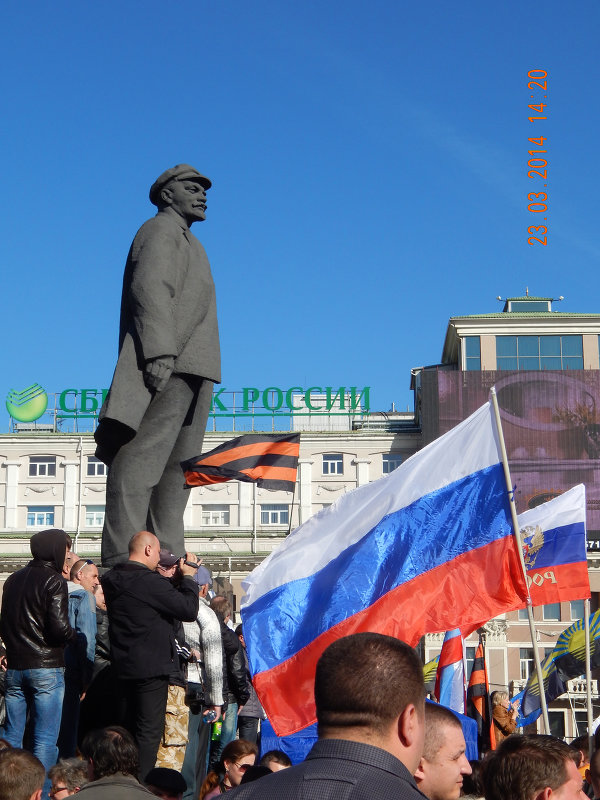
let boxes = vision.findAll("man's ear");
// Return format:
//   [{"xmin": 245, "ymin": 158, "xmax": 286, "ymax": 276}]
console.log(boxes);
[
  {"xmin": 531, "ymin": 788, "xmax": 552, "ymax": 800},
  {"xmin": 31, "ymin": 789, "xmax": 42, "ymax": 800},
  {"xmin": 414, "ymin": 757, "xmax": 426, "ymax": 782},
  {"xmin": 398, "ymin": 702, "xmax": 419, "ymax": 748}
]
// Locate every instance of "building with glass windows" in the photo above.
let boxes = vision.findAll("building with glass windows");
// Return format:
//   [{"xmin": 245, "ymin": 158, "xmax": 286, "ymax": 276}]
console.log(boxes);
[{"xmin": 415, "ymin": 294, "xmax": 600, "ymax": 739}]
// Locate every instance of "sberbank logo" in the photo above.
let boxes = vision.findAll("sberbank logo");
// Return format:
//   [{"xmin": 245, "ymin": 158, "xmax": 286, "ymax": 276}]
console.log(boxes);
[{"xmin": 6, "ymin": 384, "xmax": 48, "ymax": 422}]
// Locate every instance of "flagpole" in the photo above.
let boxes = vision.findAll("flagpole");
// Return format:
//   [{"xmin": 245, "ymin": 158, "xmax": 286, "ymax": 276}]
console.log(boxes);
[
  {"xmin": 585, "ymin": 597, "xmax": 593, "ymax": 761},
  {"xmin": 490, "ymin": 387, "xmax": 550, "ymax": 734}
]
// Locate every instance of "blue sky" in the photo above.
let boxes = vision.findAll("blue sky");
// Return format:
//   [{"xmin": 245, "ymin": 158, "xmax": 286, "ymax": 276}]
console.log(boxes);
[{"xmin": 1, "ymin": 1, "xmax": 598, "ymax": 430}]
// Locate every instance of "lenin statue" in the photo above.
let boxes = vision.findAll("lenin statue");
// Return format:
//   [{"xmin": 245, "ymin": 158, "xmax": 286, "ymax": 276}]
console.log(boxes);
[{"xmin": 95, "ymin": 165, "xmax": 220, "ymax": 566}]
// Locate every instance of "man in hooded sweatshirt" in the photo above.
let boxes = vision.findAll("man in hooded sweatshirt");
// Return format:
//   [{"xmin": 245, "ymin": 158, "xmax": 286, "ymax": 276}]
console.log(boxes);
[{"xmin": 0, "ymin": 528, "xmax": 76, "ymax": 788}]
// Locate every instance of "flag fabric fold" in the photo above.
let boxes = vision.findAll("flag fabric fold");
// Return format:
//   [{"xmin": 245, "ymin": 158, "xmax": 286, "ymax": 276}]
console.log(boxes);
[
  {"xmin": 517, "ymin": 484, "xmax": 589, "ymax": 608},
  {"xmin": 241, "ymin": 401, "xmax": 528, "ymax": 735},
  {"xmin": 181, "ymin": 433, "xmax": 300, "ymax": 492},
  {"xmin": 435, "ymin": 629, "xmax": 465, "ymax": 713},
  {"xmin": 466, "ymin": 637, "xmax": 495, "ymax": 752}
]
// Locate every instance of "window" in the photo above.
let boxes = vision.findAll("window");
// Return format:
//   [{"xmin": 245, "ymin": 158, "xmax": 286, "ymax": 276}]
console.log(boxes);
[
  {"xmin": 496, "ymin": 335, "xmax": 583, "ymax": 371},
  {"xmin": 27, "ymin": 506, "xmax": 54, "ymax": 528},
  {"xmin": 548, "ymin": 711, "xmax": 565, "ymax": 739},
  {"xmin": 518, "ymin": 607, "xmax": 529, "ymax": 621},
  {"xmin": 29, "ymin": 456, "xmax": 56, "ymax": 477},
  {"xmin": 260, "ymin": 504, "xmax": 289, "ymax": 525},
  {"xmin": 464, "ymin": 336, "xmax": 481, "ymax": 371},
  {"xmin": 201, "ymin": 505, "xmax": 230, "ymax": 526},
  {"xmin": 87, "ymin": 456, "xmax": 107, "ymax": 477},
  {"xmin": 383, "ymin": 454, "xmax": 402, "ymax": 474},
  {"xmin": 322, "ymin": 454, "xmax": 343, "ymax": 475},
  {"xmin": 543, "ymin": 603, "xmax": 561, "ymax": 621},
  {"xmin": 465, "ymin": 646, "xmax": 476, "ymax": 681},
  {"xmin": 85, "ymin": 506, "xmax": 105, "ymax": 527},
  {"xmin": 571, "ymin": 599, "xmax": 585, "ymax": 620},
  {"xmin": 520, "ymin": 648, "xmax": 534, "ymax": 680}
]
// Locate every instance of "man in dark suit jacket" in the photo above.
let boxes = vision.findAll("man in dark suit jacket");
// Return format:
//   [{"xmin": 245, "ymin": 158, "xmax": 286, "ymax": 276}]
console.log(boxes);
[
  {"xmin": 95, "ymin": 164, "xmax": 220, "ymax": 566},
  {"xmin": 228, "ymin": 633, "xmax": 428, "ymax": 800}
]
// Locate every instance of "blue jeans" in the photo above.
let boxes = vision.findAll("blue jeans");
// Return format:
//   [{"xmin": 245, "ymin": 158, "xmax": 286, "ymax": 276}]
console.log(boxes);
[
  {"xmin": 4, "ymin": 667, "xmax": 65, "ymax": 794},
  {"xmin": 209, "ymin": 701, "xmax": 238, "ymax": 771}
]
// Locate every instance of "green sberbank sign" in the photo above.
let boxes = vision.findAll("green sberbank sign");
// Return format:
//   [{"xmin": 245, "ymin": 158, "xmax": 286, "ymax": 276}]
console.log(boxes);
[{"xmin": 6, "ymin": 384, "xmax": 371, "ymax": 423}]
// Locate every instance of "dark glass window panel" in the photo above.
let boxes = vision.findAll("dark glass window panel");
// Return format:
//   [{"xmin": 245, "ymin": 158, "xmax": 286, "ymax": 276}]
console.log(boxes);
[
  {"xmin": 465, "ymin": 336, "xmax": 480, "ymax": 357},
  {"xmin": 497, "ymin": 357, "xmax": 518, "ymax": 371},
  {"xmin": 540, "ymin": 336, "xmax": 561, "ymax": 356},
  {"xmin": 496, "ymin": 336, "xmax": 517, "ymax": 357},
  {"xmin": 465, "ymin": 358, "xmax": 481, "ymax": 371},
  {"xmin": 510, "ymin": 301, "xmax": 549, "ymax": 312},
  {"xmin": 519, "ymin": 357, "xmax": 540, "ymax": 371},
  {"xmin": 517, "ymin": 336, "xmax": 540, "ymax": 357},
  {"xmin": 541, "ymin": 357, "xmax": 562, "ymax": 370},
  {"xmin": 561, "ymin": 336, "xmax": 583, "ymax": 356},
  {"xmin": 563, "ymin": 357, "xmax": 584, "ymax": 370}
]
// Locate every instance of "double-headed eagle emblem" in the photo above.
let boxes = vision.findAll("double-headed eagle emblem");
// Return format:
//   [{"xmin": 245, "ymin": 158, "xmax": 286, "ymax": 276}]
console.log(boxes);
[{"xmin": 521, "ymin": 524, "xmax": 545, "ymax": 570}]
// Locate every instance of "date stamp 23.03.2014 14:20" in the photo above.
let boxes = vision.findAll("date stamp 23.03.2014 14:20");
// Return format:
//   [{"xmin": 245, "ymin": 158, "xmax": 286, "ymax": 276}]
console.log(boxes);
[{"xmin": 527, "ymin": 69, "xmax": 549, "ymax": 246}]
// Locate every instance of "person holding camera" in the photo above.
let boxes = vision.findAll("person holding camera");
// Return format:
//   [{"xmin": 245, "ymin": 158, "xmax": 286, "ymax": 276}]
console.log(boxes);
[
  {"xmin": 102, "ymin": 531, "xmax": 200, "ymax": 780},
  {"xmin": 181, "ymin": 566, "xmax": 223, "ymax": 800}
]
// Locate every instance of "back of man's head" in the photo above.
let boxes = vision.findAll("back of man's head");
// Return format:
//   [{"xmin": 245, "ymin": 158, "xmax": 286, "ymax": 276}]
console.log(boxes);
[
  {"xmin": 48, "ymin": 758, "xmax": 90, "ymax": 795},
  {"xmin": 314, "ymin": 632, "xmax": 425, "ymax": 769},
  {"xmin": 259, "ymin": 750, "xmax": 292, "ymax": 771},
  {"xmin": 80, "ymin": 726, "xmax": 139, "ymax": 780},
  {"xmin": 414, "ymin": 703, "xmax": 471, "ymax": 800},
  {"xmin": 210, "ymin": 595, "xmax": 232, "ymax": 622},
  {"xmin": 0, "ymin": 748, "xmax": 45, "ymax": 800},
  {"xmin": 482, "ymin": 734, "xmax": 581, "ymax": 800},
  {"xmin": 128, "ymin": 531, "xmax": 160, "ymax": 568}
]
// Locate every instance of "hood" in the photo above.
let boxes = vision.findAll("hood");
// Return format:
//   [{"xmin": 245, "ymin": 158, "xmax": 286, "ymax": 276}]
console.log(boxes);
[{"xmin": 30, "ymin": 528, "xmax": 70, "ymax": 574}]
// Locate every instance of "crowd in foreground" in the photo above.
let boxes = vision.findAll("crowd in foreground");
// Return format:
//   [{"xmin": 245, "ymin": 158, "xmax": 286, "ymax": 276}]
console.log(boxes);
[{"xmin": 0, "ymin": 528, "xmax": 596, "ymax": 800}]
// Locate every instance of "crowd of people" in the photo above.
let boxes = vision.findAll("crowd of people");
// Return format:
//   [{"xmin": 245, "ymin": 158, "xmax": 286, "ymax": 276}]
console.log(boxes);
[{"xmin": 0, "ymin": 527, "xmax": 595, "ymax": 800}]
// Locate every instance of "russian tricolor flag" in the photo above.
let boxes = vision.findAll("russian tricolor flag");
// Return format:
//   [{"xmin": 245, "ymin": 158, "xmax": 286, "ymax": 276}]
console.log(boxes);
[
  {"xmin": 517, "ymin": 484, "xmax": 590, "ymax": 607},
  {"xmin": 435, "ymin": 629, "xmax": 465, "ymax": 713},
  {"xmin": 241, "ymin": 401, "xmax": 528, "ymax": 735}
]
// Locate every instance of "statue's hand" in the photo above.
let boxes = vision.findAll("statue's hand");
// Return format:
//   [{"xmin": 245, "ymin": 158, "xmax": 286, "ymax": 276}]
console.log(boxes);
[{"xmin": 144, "ymin": 355, "xmax": 175, "ymax": 392}]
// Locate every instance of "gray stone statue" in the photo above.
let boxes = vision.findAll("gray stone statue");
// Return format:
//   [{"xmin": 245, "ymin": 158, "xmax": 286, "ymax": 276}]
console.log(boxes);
[{"xmin": 95, "ymin": 164, "xmax": 220, "ymax": 566}]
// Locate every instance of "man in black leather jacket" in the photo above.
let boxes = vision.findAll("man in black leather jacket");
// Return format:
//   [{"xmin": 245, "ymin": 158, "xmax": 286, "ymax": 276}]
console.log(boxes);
[{"xmin": 0, "ymin": 528, "xmax": 76, "ymax": 790}]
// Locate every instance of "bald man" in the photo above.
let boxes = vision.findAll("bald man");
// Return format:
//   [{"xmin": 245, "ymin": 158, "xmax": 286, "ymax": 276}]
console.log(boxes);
[{"xmin": 102, "ymin": 531, "xmax": 200, "ymax": 779}]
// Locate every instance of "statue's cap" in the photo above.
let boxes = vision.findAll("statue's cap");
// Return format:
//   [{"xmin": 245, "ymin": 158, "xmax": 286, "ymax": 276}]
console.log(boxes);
[{"xmin": 149, "ymin": 164, "xmax": 212, "ymax": 206}]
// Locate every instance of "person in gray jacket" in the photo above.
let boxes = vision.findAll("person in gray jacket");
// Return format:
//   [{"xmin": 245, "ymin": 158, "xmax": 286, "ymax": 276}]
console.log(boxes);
[{"xmin": 95, "ymin": 164, "xmax": 220, "ymax": 567}]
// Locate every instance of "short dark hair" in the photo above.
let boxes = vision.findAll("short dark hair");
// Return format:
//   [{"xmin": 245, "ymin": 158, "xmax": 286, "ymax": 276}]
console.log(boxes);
[
  {"xmin": 0, "ymin": 748, "xmax": 45, "ymax": 800},
  {"xmin": 314, "ymin": 633, "xmax": 425, "ymax": 734},
  {"xmin": 482, "ymin": 734, "xmax": 576, "ymax": 800},
  {"xmin": 48, "ymin": 759, "xmax": 90, "ymax": 793},
  {"xmin": 260, "ymin": 750, "xmax": 292, "ymax": 769},
  {"xmin": 210, "ymin": 595, "xmax": 231, "ymax": 621},
  {"xmin": 80, "ymin": 726, "xmax": 139, "ymax": 779},
  {"xmin": 422, "ymin": 702, "xmax": 463, "ymax": 760}
]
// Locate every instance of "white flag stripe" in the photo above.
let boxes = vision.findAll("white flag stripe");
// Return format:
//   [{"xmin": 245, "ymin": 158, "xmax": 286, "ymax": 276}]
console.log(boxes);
[
  {"xmin": 242, "ymin": 401, "xmax": 501, "ymax": 607},
  {"xmin": 518, "ymin": 484, "xmax": 586, "ymax": 532}
]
